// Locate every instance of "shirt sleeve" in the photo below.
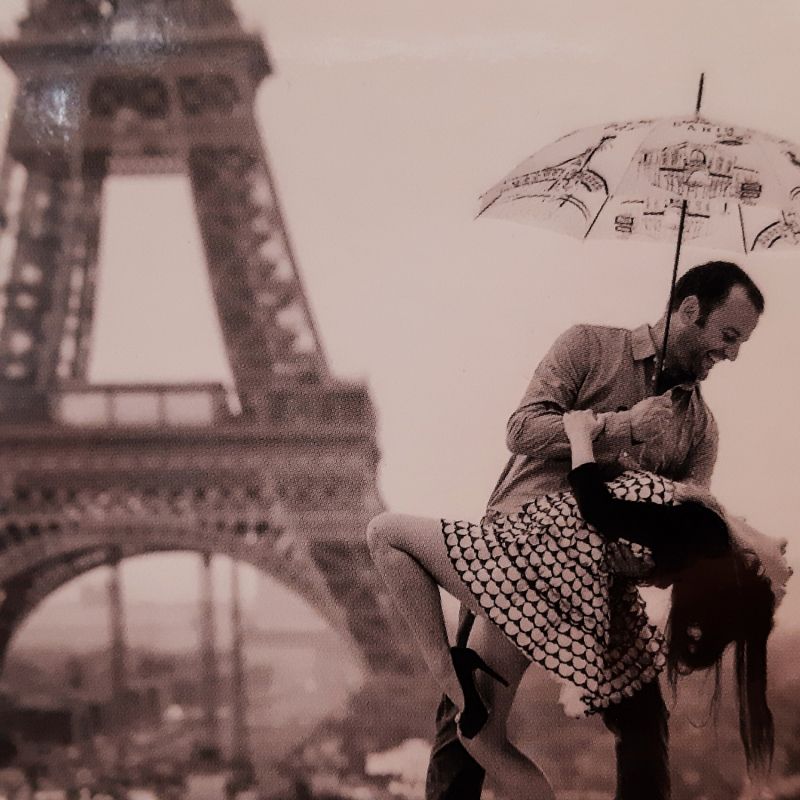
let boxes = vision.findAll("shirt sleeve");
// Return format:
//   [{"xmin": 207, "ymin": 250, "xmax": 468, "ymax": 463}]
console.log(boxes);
[
  {"xmin": 567, "ymin": 462, "xmax": 729, "ymax": 563},
  {"xmin": 505, "ymin": 326, "xmax": 634, "ymax": 464},
  {"xmin": 677, "ymin": 404, "xmax": 719, "ymax": 487}
]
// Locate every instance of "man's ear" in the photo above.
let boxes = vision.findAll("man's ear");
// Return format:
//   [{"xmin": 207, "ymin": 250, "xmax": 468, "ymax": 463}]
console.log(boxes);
[{"xmin": 677, "ymin": 294, "xmax": 701, "ymax": 324}]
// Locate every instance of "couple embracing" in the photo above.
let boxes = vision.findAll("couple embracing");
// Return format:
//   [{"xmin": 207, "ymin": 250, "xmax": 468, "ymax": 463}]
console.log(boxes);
[{"xmin": 367, "ymin": 260, "xmax": 791, "ymax": 800}]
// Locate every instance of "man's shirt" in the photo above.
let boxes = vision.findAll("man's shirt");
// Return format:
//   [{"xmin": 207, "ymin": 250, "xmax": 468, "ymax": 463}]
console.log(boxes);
[{"xmin": 486, "ymin": 323, "xmax": 718, "ymax": 514}]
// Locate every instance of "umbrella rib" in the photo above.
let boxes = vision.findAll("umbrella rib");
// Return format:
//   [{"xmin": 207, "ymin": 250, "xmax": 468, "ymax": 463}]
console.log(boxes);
[
  {"xmin": 738, "ymin": 204, "xmax": 748, "ymax": 253},
  {"xmin": 598, "ymin": 121, "xmax": 670, "ymax": 215},
  {"xmin": 584, "ymin": 193, "xmax": 612, "ymax": 239},
  {"xmin": 476, "ymin": 192, "xmax": 501, "ymax": 218},
  {"xmin": 583, "ymin": 136, "xmax": 615, "ymax": 169}
]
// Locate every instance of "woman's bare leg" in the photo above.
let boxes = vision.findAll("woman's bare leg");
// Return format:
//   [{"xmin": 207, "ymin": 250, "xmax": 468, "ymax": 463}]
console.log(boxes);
[
  {"xmin": 367, "ymin": 511, "xmax": 486, "ymax": 705},
  {"xmin": 462, "ymin": 616, "xmax": 556, "ymax": 800},
  {"xmin": 367, "ymin": 512, "xmax": 555, "ymax": 800}
]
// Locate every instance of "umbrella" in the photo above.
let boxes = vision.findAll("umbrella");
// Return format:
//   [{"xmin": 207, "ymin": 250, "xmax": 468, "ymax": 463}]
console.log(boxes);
[{"xmin": 478, "ymin": 75, "xmax": 800, "ymax": 374}]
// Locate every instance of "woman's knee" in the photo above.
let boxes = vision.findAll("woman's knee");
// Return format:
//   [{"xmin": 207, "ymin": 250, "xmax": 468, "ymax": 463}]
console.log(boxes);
[{"xmin": 366, "ymin": 511, "xmax": 400, "ymax": 557}]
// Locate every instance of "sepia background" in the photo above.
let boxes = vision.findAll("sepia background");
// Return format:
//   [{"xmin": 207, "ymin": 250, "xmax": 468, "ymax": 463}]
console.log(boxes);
[{"xmin": 1, "ymin": 1, "xmax": 799, "ymax": 799}]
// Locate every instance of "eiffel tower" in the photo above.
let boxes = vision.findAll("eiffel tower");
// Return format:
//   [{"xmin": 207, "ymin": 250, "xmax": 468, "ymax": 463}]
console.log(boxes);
[{"xmin": 0, "ymin": 0, "xmax": 414, "ymax": 744}]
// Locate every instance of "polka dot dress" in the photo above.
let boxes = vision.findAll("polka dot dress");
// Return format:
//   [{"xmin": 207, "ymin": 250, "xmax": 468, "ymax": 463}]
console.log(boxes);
[{"xmin": 442, "ymin": 470, "xmax": 673, "ymax": 716}]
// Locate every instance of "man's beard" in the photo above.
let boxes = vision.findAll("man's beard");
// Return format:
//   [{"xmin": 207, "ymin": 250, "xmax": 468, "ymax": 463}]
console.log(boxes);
[{"xmin": 656, "ymin": 363, "xmax": 697, "ymax": 392}]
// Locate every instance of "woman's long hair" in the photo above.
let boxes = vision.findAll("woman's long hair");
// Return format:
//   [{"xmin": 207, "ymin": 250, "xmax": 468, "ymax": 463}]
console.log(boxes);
[{"xmin": 665, "ymin": 547, "xmax": 776, "ymax": 776}]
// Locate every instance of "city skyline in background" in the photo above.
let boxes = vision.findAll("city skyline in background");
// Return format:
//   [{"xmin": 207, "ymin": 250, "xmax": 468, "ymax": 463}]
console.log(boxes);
[{"xmin": 1, "ymin": 0, "xmax": 799, "ymax": 658}]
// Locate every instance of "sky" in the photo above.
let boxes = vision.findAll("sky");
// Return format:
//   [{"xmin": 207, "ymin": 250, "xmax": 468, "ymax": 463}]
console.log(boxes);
[{"xmin": 2, "ymin": 0, "xmax": 800, "ymax": 647}]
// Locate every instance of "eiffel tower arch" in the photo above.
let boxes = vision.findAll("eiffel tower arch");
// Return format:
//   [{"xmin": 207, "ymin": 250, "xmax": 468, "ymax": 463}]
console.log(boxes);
[{"xmin": 0, "ymin": 0, "xmax": 413, "ymax": 680}]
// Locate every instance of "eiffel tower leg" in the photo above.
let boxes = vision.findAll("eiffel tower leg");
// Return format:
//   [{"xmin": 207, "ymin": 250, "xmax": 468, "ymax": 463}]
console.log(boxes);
[
  {"xmin": 0, "ymin": 153, "xmax": 21, "ymax": 236},
  {"xmin": 0, "ymin": 148, "xmax": 106, "ymax": 420},
  {"xmin": 188, "ymin": 141, "xmax": 326, "ymax": 418},
  {"xmin": 229, "ymin": 559, "xmax": 251, "ymax": 771},
  {"xmin": 107, "ymin": 550, "xmax": 128, "ymax": 772},
  {"xmin": 60, "ymin": 152, "xmax": 106, "ymax": 384},
  {"xmin": 198, "ymin": 551, "xmax": 220, "ymax": 756},
  {"xmin": 0, "ymin": 570, "xmax": 35, "ymax": 671},
  {"xmin": 0, "ymin": 547, "xmax": 110, "ymax": 672}
]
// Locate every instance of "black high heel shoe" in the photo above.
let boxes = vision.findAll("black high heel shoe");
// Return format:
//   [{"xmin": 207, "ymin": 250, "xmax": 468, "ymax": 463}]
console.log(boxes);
[{"xmin": 450, "ymin": 646, "xmax": 509, "ymax": 739}]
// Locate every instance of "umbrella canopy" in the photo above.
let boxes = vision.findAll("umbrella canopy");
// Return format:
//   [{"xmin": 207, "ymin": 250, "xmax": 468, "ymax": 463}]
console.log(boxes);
[{"xmin": 478, "ymin": 114, "xmax": 800, "ymax": 253}]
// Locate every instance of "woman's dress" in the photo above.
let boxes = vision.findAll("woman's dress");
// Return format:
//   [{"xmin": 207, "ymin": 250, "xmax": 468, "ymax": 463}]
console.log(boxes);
[{"xmin": 441, "ymin": 466, "xmax": 728, "ymax": 716}]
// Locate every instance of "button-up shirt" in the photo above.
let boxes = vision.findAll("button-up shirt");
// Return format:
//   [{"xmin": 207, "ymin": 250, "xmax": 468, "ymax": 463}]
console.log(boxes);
[{"xmin": 486, "ymin": 323, "xmax": 718, "ymax": 514}]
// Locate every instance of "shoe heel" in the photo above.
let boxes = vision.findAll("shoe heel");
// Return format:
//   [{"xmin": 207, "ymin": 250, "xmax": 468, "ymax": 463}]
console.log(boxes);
[
  {"xmin": 472, "ymin": 653, "xmax": 509, "ymax": 687},
  {"xmin": 451, "ymin": 646, "xmax": 509, "ymax": 687},
  {"xmin": 449, "ymin": 647, "xmax": 509, "ymax": 739}
]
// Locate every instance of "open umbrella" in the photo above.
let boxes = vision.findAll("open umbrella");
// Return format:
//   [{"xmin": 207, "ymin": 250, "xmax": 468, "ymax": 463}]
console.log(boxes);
[{"xmin": 478, "ymin": 75, "xmax": 800, "ymax": 373}]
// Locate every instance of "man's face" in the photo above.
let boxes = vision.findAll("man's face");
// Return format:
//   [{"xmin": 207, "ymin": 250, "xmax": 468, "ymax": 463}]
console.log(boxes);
[{"xmin": 672, "ymin": 285, "xmax": 761, "ymax": 382}]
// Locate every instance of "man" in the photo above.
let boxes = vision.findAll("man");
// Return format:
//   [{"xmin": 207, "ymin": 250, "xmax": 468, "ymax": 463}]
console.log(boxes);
[{"xmin": 425, "ymin": 260, "xmax": 764, "ymax": 800}]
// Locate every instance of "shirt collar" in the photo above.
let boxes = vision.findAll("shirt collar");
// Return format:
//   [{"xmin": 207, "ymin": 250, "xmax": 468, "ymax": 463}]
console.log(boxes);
[{"xmin": 631, "ymin": 324, "xmax": 657, "ymax": 362}]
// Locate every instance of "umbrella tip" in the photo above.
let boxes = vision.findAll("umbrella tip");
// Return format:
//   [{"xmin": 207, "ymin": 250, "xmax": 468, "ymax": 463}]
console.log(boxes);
[{"xmin": 695, "ymin": 73, "xmax": 705, "ymax": 116}]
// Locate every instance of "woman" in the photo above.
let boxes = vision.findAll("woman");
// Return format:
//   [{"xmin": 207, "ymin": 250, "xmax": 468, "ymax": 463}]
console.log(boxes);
[{"xmin": 367, "ymin": 409, "xmax": 789, "ymax": 800}]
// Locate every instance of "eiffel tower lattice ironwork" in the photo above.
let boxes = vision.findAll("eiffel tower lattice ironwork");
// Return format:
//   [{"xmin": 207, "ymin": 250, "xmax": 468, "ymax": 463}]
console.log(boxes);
[{"xmin": 0, "ymin": 0, "xmax": 415, "ymax": 707}]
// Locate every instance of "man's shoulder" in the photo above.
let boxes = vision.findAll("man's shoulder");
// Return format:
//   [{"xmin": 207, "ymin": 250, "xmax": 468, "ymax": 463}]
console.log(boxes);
[
  {"xmin": 562, "ymin": 322, "xmax": 632, "ymax": 335},
  {"xmin": 558, "ymin": 323, "xmax": 633, "ymax": 349}
]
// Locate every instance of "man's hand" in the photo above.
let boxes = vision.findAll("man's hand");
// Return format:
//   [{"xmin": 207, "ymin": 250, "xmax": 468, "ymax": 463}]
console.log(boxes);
[
  {"xmin": 674, "ymin": 480, "xmax": 720, "ymax": 512},
  {"xmin": 630, "ymin": 393, "xmax": 673, "ymax": 443},
  {"xmin": 618, "ymin": 450, "xmax": 643, "ymax": 472}
]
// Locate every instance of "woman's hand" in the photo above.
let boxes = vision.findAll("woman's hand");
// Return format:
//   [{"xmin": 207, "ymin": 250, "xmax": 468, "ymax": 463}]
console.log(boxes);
[
  {"xmin": 563, "ymin": 409, "xmax": 602, "ymax": 443},
  {"xmin": 563, "ymin": 410, "xmax": 602, "ymax": 469},
  {"xmin": 673, "ymin": 481, "xmax": 722, "ymax": 515}
]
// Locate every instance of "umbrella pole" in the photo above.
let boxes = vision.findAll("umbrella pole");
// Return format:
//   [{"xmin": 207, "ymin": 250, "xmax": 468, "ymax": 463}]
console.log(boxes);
[
  {"xmin": 658, "ymin": 73, "xmax": 703, "ymax": 380},
  {"xmin": 658, "ymin": 198, "xmax": 688, "ymax": 383}
]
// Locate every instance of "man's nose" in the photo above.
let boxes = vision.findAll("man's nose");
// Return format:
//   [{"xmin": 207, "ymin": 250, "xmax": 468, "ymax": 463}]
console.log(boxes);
[{"xmin": 724, "ymin": 342, "xmax": 741, "ymax": 361}]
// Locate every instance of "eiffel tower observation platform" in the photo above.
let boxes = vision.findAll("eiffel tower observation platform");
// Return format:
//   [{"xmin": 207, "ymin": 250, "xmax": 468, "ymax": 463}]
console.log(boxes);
[{"xmin": 0, "ymin": 1, "xmax": 418, "ymax": 758}]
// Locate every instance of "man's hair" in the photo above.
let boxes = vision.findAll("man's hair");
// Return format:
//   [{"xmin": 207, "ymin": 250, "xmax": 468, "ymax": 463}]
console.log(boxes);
[{"xmin": 670, "ymin": 261, "xmax": 765, "ymax": 322}]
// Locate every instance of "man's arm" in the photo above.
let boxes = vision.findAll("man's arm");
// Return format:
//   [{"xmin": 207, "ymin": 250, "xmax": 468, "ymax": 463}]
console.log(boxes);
[{"xmin": 505, "ymin": 325, "xmax": 635, "ymax": 464}]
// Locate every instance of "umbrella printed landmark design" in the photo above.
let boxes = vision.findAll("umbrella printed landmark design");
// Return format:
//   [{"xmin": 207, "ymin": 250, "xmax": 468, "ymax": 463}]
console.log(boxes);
[{"xmin": 478, "ymin": 115, "xmax": 800, "ymax": 252}]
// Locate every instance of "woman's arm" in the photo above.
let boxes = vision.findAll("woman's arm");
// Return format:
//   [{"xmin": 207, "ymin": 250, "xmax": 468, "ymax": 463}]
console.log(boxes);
[
  {"xmin": 563, "ymin": 410, "xmax": 652, "ymax": 539},
  {"xmin": 562, "ymin": 411, "xmax": 728, "ymax": 559},
  {"xmin": 568, "ymin": 462, "xmax": 728, "ymax": 562}
]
